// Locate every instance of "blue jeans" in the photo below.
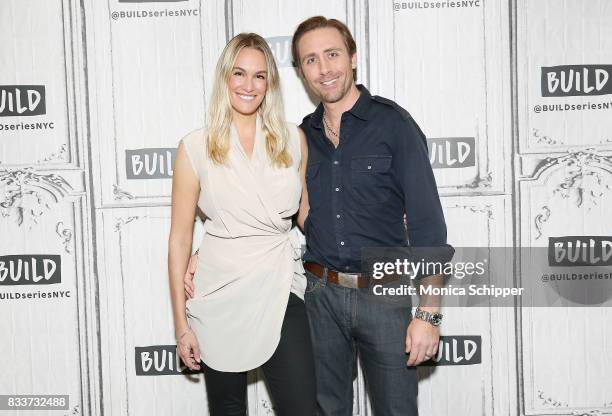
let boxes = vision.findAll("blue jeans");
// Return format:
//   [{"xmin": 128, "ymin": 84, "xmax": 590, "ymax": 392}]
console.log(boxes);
[{"xmin": 304, "ymin": 270, "xmax": 418, "ymax": 416}]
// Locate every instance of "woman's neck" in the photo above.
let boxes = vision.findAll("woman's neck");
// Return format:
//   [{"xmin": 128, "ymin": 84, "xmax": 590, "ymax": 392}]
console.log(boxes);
[{"xmin": 232, "ymin": 110, "xmax": 258, "ymax": 132}]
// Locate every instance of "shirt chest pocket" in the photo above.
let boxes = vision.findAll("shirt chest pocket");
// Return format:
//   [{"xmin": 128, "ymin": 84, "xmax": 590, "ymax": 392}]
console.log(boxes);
[{"xmin": 350, "ymin": 155, "xmax": 393, "ymax": 205}]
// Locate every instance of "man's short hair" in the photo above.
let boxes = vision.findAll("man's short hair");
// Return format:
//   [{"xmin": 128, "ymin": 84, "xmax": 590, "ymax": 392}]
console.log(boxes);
[{"xmin": 291, "ymin": 16, "xmax": 357, "ymax": 69}]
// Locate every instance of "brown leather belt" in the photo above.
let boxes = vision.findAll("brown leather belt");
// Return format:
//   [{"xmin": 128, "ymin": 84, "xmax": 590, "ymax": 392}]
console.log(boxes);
[{"xmin": 304, "ymin": 261, "xmax": 401, "ymax": 289}]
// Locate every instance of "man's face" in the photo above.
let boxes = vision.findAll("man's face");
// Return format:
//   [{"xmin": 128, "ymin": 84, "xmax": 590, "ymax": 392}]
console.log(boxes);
[{"xmin": 297, "ymin": 27, "xmax": 356, "ymax": 104}]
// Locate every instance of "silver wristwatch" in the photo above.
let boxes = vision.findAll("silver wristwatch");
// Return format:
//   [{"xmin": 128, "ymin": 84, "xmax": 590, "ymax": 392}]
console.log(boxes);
[{"xmin": 414, "ymin": 307, "xmax": 443, "ymax": 326}]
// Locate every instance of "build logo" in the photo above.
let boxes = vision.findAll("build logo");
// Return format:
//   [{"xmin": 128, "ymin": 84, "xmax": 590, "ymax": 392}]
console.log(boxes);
[
  {"xmin": 0, "ymin": 85, "xmax": 46, "ymax": 117},
  {"xmin": 135, "ymin": 345, "xmax": 201, "ymax": 375},
  {"xmin": 428, "ymin": 137, "xmax": 476, "ymax": 169},
  {"xmin": 541, "ymin": 65, "xmax": 612, "ymax": 97},
  {"xmin": 266, "ymin": 36, "xmax": 293, "ymax": 68},
  {"xmin": 548, "ymin": 236, "xmax": 612, "ymax": 267},
  {"xmin": 125, "ymin": 148, "xmax": 176, "ymax": 179},
  {"xmin": 420, "ymin": 335, "xmax": 481, "ymax": 366},
  {"xmin": 0, "ymin": 255, "xmax": 61, "ymax": 285}
]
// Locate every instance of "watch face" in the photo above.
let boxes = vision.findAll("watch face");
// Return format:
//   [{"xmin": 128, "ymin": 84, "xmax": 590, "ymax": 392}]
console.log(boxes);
[{"xmin": 430, "ymin": 314, "xmax": 442, "ymax": 326}]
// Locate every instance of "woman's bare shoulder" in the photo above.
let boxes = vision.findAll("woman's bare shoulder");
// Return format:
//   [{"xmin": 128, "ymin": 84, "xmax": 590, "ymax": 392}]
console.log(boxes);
[{"xmin": 179, "ymin": 126, "xmax": 208, "ymax": 147}]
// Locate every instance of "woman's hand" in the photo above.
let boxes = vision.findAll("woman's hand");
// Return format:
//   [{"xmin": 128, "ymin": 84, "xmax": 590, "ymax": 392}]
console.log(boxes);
[{"xmin": 176, "ymin": 328, "xmax": 202, "ymax": 371}]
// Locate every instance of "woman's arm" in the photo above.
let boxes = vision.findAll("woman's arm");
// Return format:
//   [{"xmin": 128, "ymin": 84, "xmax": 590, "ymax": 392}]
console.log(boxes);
[
  {"xmin": 168, "ymin": 141, "xmax": 200, "ymax": 342},
  {"xmin": 296, "ymin": 127, "xmax": 310, "ymax": 232}
]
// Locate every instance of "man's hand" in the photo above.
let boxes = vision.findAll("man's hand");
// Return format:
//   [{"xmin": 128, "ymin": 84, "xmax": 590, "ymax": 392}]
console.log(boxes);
[
  {"xmin": 406, "ymin": 273, "xmax": 443, "ymax": 366},
  {"xmin": 183, "ymin": 253, "xmax": 198, "ymax": 299},
  {"xmin": 405, "ymin": 318, "xmax": 439, "ymax": 366}
]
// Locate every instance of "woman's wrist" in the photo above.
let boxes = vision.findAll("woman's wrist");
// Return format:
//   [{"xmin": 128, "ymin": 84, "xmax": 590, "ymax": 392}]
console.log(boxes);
[{"xmin": 175, "ymin": 326, "xmax": 192, "ymax": 342}]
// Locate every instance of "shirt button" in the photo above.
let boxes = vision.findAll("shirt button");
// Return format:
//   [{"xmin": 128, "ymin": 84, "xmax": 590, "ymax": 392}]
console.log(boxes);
[
  {"xmin": 335, "ymin": 187, "xmax": 340, "ymax": 192},
  {"xmin": 367, "ymin": 165, "xmax": 372, "ymax": 170},
  {"xmin": 336, "ymin": 214, "xmax": 341, "ymax": 219},
  {"xmin": 345, "ymin": 266, "xmax": 350, "ymax": 270},
  {"xmin": 333, "ymin": 160, "xmax": 339, "ymax": 165},
  {"xmin": 340, "ymin": 241, "xmax": 345, "ymax": 246}
]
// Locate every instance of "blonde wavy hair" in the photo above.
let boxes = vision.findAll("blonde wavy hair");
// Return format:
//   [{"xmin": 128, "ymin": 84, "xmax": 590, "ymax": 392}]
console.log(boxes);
[{"xmin": 206, "ymin": 33, "xmax": 292, "ymax": 168}]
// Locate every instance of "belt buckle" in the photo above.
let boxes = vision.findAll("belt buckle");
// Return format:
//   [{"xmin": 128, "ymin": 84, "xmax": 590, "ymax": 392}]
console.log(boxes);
[{"xmin": 337, "ymin": 272, "xmax": 360, "ymax": 289}]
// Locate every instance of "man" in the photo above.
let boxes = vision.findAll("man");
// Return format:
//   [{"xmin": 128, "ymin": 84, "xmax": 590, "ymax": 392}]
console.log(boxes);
[{"xmin": 185, "ymin": 16, "xmax": 452, "ymax": 415}]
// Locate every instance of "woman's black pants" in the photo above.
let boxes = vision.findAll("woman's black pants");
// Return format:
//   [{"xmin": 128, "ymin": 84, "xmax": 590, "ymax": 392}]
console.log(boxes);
[{"xmin": 201, "ymin": 293, "xmax": 316, "ymax": 415}]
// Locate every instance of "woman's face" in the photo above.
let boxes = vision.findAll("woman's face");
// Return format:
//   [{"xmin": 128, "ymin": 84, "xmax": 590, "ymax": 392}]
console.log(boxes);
[{"xmin": 228, "ymin": 47, "xmax": 268, "ymax": 117}]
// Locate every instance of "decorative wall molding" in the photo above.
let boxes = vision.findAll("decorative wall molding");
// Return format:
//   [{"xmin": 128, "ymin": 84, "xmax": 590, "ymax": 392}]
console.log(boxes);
[
  {"xmin": 571, "ymin": 411, "xmax": 603, "ymax": 416},
  {"xmin": 532, "ymin": 128, "xmax": 564, "ymax": 146},
  {"xmin": 533, "ymin": 205, "xmax": 550, "ymax": 240},
  {"xmin": 456, "ymin": 172, "xmax": 494, "ymax": 190},
  {"xmin": 525, "ymin": 151, "xmax": 612, "ymax": 239},
  {"xmin": 36, "ymin": 143, "xmax": 69, "ymax": 164},
  {"xmin": 527, "ymin": 151, "xmax": 612, "ymax": 185},
  {"xmin": 113, "ymin": 184, "xmax": 135, "ymax": 201},
  {"xmin": 447, "ymin": 203, "xmax": 494, "ymax": 220},
  {"xmin": 0, "ymin": 168, "xmax": 73, "ymax": 227},
  {"xmin": 113, "ymin": 215, "xmax": 143, "ymax": 232},
  {"xmin": 56, "ymin": 221, "xmax": 74, "ymax": 253},
  {"xmin": 536, "ymin": 389, "xmax": 569, "ymax": 408}
]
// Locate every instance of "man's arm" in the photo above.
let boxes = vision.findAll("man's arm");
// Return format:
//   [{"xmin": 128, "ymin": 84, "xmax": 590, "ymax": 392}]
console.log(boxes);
[
  {"xmin": 396, "ymin": 116, "xmax": 448, "ymax": 249},
  {"xmin": 394, "ymin": 114, "xmax": 452, "ymax": 366}
]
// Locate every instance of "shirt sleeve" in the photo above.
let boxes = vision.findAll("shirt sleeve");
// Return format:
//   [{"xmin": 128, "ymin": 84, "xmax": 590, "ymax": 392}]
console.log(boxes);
[{"xmin": 393, "ymin": 115, "xmax": 454, "ymax": 263}]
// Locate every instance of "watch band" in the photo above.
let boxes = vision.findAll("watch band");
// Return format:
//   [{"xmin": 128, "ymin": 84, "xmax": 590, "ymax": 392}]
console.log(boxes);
[{"xmin": 414, "ymin": 307, "xmax": 443, "ymax": 326}]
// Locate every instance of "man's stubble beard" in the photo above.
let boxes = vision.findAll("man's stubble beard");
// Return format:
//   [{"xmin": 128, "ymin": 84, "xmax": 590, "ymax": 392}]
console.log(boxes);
[{"xmin": 315, "ymin": 73, "xmax": 354, "ymax": 105}]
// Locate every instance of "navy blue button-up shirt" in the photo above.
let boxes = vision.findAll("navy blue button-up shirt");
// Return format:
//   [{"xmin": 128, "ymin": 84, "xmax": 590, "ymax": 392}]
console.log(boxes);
[{"xmin": 300, "ymin": 85, "xmax": 450, "ymax": 273}]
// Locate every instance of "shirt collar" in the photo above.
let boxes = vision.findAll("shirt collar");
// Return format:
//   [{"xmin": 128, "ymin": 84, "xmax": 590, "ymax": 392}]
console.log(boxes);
[
  {"xmin": 349, "ymin": 84, "xmax": 372, "ymax": 121},
  {"xmin": 310, "ymin": 84, "xmax": 373, "ymax": 128}
]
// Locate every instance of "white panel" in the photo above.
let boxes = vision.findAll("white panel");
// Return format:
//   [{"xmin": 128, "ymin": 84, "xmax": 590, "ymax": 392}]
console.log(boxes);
[
  {"xmin": 87, "ymin": 0, "xmax": 220, "ymax": 206},
  {"xmin": 518, "ymin": 151, "xmax": 612, "ymax": 414},
  {"xmin": 97, "ymin": 206, "xmax": 208, "ymax": 416},
  {"xmin": 367, "ymin": 0, "xmax": 395, "ymax": 99},
  {"xmin": 517, "ymin": 0, "xmax": 612, "ymax": 153},
  {"xmin": 418, "ymin": 195, "xmax": 516, "ymax": 416},
  {"xmin": 0, "ymin": 169, "xmax": 88, "ymax": 416},
  {"xmin": 0, "ymin": 0, "xmax": 77, "ymax": 168},
  {"xmin": 370, "ymin": 0, "xmax": 511, "ymax": 194}
]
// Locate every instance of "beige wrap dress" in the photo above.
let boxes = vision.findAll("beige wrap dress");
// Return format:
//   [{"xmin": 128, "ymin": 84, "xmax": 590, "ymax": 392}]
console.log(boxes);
[{"xmin": 179, "ymin": 117, "xmax": 306, "ymax": 372}]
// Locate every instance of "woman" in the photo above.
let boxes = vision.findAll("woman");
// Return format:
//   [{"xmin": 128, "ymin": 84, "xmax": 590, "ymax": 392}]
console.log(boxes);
[{"xmin": 168, "ymin": 33, "xmax": 315, "ymax": 415}]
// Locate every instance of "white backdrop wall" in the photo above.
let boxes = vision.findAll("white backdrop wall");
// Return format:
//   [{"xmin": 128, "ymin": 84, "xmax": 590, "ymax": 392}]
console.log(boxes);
[{"xmin": 1, "ymin": 0, "xmax": 611, "ymax": 415}]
